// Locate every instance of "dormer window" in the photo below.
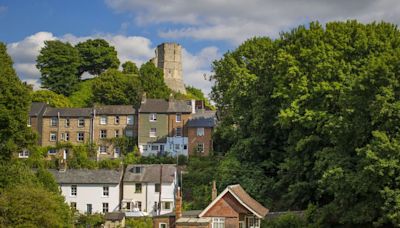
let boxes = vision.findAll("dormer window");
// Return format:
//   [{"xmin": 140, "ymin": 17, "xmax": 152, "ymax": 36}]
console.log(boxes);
[{"xmin": 133, "ymin": 166, "xmax": 142, "ymax": 174}]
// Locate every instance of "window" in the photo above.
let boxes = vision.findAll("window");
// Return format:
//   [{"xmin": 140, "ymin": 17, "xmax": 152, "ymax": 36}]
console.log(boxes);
[
  {"xmin": 175, "ymin": 144, "xmax": 180, "ymax": 150},
  {"xmin": 197, "ymin": 143, "xmax": 204, "ymax": 153},
  {"xmin": 19, "ymin": 149, "xmax": 29, "ymax": 158},
  {"xmin": 103, "ymin": 186, "xmax": 109, "ymax": 197},
  {"xmin": 149, "ymin": 128, "xmax": 157, "ymax": 137},
  {"xmin": 48, "ymin": 148, "xmax": 57, "ymax": 155},
  {"xmin": 125, "ymin": 129, "xmax": 133, "ymax": 137},
  {"xmin": 159, "ymin": 223, "xmax": 168, "ymax": 228},
  {"xmin": 162, "ymin": 202, "xmax": 171, "ymax": 210},
  {"xmin": 133, "ymin": 166, "xmax": 142, "ymax": 173},
  {"xmin": 61, "ymin": 132, "xmax": 70, "ymax": 141},
  {"xmin": 137, "ymin": 201, "xmax": 142, "ymax": 211},
  {"xmin": 212, "ymin": 218, "xmax": 225, "ymax": 228},
  {"xmin": 175, "ymin": 127, "xmax": 182, "ymax": 137},
  {"xmin": 197, "ymin": 127, "xmax": 205, "ymax": 136},
  {"xmin": 142, "ymin": 145, "xmax": 148, "ymax": 151},
  {"xmin": 149, "ymin": 113, "xmax": 157, "ymax": 122},
  {"xmin": 184, "ymin": 144, "xmax": 188, "ymax": 150},
  {"xmin": 50, "ymin": 132, "xmax": 57, "ymax": 141},
  {"xmin": 102, "ymin": 203, "xmax": 109, "ymax": 213},
  {"xmin": 115, "ymin": 130, "xmax": 120, "ymax": 138},
  {"xmin": 176, "ymin": 113, "xmax": 181, "ymax": 122},
  {"xmin": 71, "ymin": 185, "xmax": 77, "ymax": 196},
  {"xmin": 87, "ymin": 204, "xmax": 92, "ymax": 214},
  {"xmin": 51, "ymin": 117, "xmax": 58, "ymax": 126},
  {"xmin": 100, "ymin": 129, "xmax": 107, "ymax": 139},
  {"xmin": 155, "ymin": 184, "xmax": 161, "ymax": 193},
  {"xmin": 100, "ymin": 116, "xmax": 107, "ymax": 125},
  {"xmin": 77, "ymin": 132, "xmax": 84, "ymax": 142},
  {"xmin": 99, "ymin": 146, "xmax": 108, "ymax": 154},
  {"xmin": 65, "ymin": 118, "xmax": 70, "ymax": 127},
  {"xmin": 115, "ymin": 116, "xmax": 120, "ymax": 124},
  {"xmin": 114, "ymin": 147, "xmax": 120, "ymax": 157},
  {"xmin": 126, "ymin": 202, "xmax": 131, "ymax": 210},
  {"xmin": 135, "ymin": 183, "xmax": 142, "ymax": 193},
  {"xmin": 127, "ymin": 115, "xmax": 134, "ymax": 125},
  {"xmin": 70, "ymin": 202, "xmax": 76, "ymax": 210},
  {"xmin": 151, "ymin": 145, "xmax": 159, "ymax": 151},
  {"xmin": 247, "ymin": 217, "xmax": 260, "ymax": 228},
  {"xmin": 78, "ymin": 118, "xmax": 85, "ymax": 127}
]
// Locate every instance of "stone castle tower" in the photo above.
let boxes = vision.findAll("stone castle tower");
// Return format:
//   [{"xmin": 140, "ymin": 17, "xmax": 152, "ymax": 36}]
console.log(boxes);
[{"xmin": 151, "ymin": 43, "xmax": 186, "ymax": 94}]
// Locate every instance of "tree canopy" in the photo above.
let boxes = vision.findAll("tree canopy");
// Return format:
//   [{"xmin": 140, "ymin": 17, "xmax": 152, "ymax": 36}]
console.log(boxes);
[
  {"xmin": 0, "ymin": 42, "xmax": 35, "ymax": 161},
  {"xmin": 36, "ymin": 40, "xmax": 81, "ymax": 96},
  {"xmin": 32, "ymin": 90, "xmax": 73, "ymax": 107},
  {"xmin": 139, "ymin": 61, "xmax": 172, "ymax": 99},
  {"xmin": 211, "ymin": 21, "xmax": 400, "ymax": 226},
  {"xmin": 122, "ymin": 61, "xmax": 139, "ymax": 75},
  {"xmin": 76, "ymin": 39, "xmax": 120, "ymax": 76}
]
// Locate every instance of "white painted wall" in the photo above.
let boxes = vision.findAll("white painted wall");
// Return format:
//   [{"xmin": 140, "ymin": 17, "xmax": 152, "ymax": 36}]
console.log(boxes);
[
  {"xmin": 60, "ymin": 183, "xmax": 120, "ymax": 214},
  {"xmin": 165, "ymin": 137, "xmax": 188, "ymax": 156}
]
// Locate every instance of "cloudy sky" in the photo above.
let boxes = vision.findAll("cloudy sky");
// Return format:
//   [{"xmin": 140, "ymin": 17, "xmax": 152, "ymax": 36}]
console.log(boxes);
[{"xmin": 1, "ymin": 0, "xmax": 400, "ymax": 96}]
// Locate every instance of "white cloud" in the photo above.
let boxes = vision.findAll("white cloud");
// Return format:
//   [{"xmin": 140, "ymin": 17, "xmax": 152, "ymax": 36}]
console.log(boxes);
[
  {"xmin": 6, "ymin": 31, "xmax": 215, "ymax": 95},
  {"xmin": 106, "ymin": 0, "xmax": 400, "ymax": 44}
]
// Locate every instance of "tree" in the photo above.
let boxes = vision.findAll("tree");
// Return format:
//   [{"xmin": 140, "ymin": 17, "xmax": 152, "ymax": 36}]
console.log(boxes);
[
  {"xmin": 0, "ymin": 185, "xmax": 72, "ymax": 227},
  {"xmin": 139, "ymin": 62, "xmax": 172, "ymax": 99},
  {"xmin": 0, "ymin": 43, "xmax": 36, "ymax": 161},
  {"xmin": 36, "ymin": 40, "xmax": 81, "ymax": 96},
  {"xmin": 211, "ymin": 21, "xmax": 400, "ymax": 226},
  {"xmin": 122, "ymin": 61, "xmax": 139, "ymax": 75},
  {"xmin": 76, "ymin": 39, "xmax": 120, "ymax": 76},
  {"xmin": 32, "ymin": 90, "xmax": 73, "ymax": 107},
  {"xmin": 91, "ymin": 69, "xmax": 142, "ymax": 106}
]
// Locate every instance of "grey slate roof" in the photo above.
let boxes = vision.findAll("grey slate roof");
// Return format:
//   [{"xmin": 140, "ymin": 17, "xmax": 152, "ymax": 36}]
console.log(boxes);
[
  {"xmin": 43, "ymin": 107, "xmax": 93, "ymax": 117},
  {"xmin": 49, "ymin": 169, "xmax": 122, "ymax": 184},
  {"xmin": 105, "ymin": 212, "xmax": 125, "ymax": 221},
  {"xmin": 139, "ymin": 99, "xmax": 192, "ymax": 113},
  {"xmin": 95, "ymin": 105, "xmax": 136, "ymax": 115},
  {"xmin": 124, "ymin": 164, "xmax": 176, "ymax": 183},
  {"xmin": 187, "ymin": 111, "xmax": 216, "ymax": 128},
  {"xmin": 29, "ymin": 102, "xmax": 46, "ymax": 116}
]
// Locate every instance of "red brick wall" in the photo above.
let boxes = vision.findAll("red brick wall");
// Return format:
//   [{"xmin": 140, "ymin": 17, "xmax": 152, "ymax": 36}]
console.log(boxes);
[{"xmin": 188, "ymin": 127, "xmax": 213, "ymax": 156}]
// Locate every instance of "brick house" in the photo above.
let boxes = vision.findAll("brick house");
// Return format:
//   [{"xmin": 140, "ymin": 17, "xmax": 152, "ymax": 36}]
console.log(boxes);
[
  {"xmin": 153, "ymin": 184, "xmax": 268, "ymax": 228},
  {"xmin": 187, "ymin": 111, "xmax": 216, "ymax": 156}
]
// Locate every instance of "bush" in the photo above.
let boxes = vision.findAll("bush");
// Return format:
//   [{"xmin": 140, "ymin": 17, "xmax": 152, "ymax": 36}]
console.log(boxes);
[
  {"xmin": 262, "ymin": 212, "xmax": 307, "ymax": 228},
  {"xmin": 125, "ymin": 217, "xmax": 152, "ymax": 228}
]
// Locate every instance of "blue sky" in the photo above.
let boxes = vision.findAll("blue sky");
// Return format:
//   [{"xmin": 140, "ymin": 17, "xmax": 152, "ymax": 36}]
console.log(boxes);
[{"xmin": 1, "ymin": 0, "xmax": 399, "ymax": 95}]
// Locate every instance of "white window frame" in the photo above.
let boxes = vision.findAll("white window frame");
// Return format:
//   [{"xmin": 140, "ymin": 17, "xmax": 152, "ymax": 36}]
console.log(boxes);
[
  {"xmin": 99, "ymin": 146, "xmax": 108, "ymax": 154},
  {"xmin": 115, "ymin": 116, "xmax": 120, "ymax": 124},
  {"xmin": 135, "ymin": 183, "xmax": 142, "ymax": 193},
  {"xmin": 50, "ymin": 132, "xmax": 57, "ymax": 141},
  {"xmin": 51, "ymin": 117, "xmax": 58, "ymax": 127},
  {"xmin": 149, "ymin": 128, "xmax": 157, "ymax": 138},
  {"xmin": 70, "ymin": 202, "xmax": 77, "ymax": 210},
  {"xmin": 48, "ymin": 148, "xmax": 57, "ymax": 155},
  {"xmin": 151, "ymin": 145, "xmax": 159, "ymax": 151},
  {"xmin": 175, "ymin": 127, "xmax": 182, "ymax": 137},
  {"xmin": 197, "ymin": 143, "xmax": 204, "ymax": 153},
  {"xmin": 114, "ymin": 147, "xmax": 120, "ymax": 158},
  {"xmin": 127, "ymin": 115, "xmax": 134, "ymax": 125},
  {"xmin": 247, "ymin": 217, "xmax": 260, "ymax": 228},
  {"xmin": 103, "ymin": 186, "xmax": 109, "ymax": 197},
  {"xmin": 212, "ymin": 218, "xmax": 225, "ymax": 228},
  {"xmin": 77, "ymin": 132, "xmax": 84, "ymax": 142},
  {"xmin": 71, "ymin": 185, "xmax": 77, "ymax": 196},
  {"xmin": 115, "ymin": 130, "xmax": 120, "ymax": 138},
  {"xmin": 149, "ymin": 113, "xmax": 157, "ymax": 122},
  {"xmin": 159, "ymin": 223, "xmax": 168, "ymax": 228},
  {"xmin": 100, "ymin": 116, "xmax": 107, "ymax": 125},
  {"xmin": 78, "ymin": 118, "xmax": 85, "ymax": 127},
  {"xmin": 65, "ymin": 118, "xmax": 70, "ymax": 127},
  {"xmin": 197, "ymin": 127, "xmax": 205, "ymax": 136},
  {"xmin": 100, "ymin": 129, "xmax": 107, "ymax": 139},
  {"xmin": 176, "ymin": 113, "xmax": 181, "ymax": 122},
  {"xmin": 19, "ymin": 149, "xmax": 29, "ymax": 158},
  {"xmin": 102, "ymin": 203, "xmax": 109, "ymax": 213},
  {"xmin": 162, "ymin": 201, "xmax": 172, "ymax": 210}
]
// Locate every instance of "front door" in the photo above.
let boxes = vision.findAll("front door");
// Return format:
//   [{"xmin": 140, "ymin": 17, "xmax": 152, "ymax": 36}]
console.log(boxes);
[
  {"xmin": 63, "ymin": 149, "xmax": 68, "ymax": 160},
  {"xmin": 160, "ymin": 145, "xmax": 165, "ymax": 155}
]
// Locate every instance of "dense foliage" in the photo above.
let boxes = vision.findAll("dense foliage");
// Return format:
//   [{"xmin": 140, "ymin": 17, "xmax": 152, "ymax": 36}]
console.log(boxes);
[
  {"xmin": 211, "ymin": 21, "xmax": 400, "ymax": 226},
  {"xmin": 32, "ymin": 90, "xmax": 73, "ymax": 107},
  {"xmin": 139, "ymin": 62, "xmax": 172, "ymax": 99},
  {"xmin": 0, "ymin": 42, "xmax": 35, "ymax": 161}
]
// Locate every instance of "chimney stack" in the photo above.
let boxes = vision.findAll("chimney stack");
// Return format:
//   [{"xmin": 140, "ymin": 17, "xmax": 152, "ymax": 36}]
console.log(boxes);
[
  {"xmin": 212, "ymin": 181, "xmax": 217, "ymax": 201},
  {"xmin": 175, "ymin": 187, "xmax": 182, "ymax": 219}
]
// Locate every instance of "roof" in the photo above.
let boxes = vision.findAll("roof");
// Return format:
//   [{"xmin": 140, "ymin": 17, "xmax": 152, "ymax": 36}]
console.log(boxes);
[
  {"xmin": 187, "ymin": 111, "xmax": 216, "ymax": 128},
  {"xmin": 199, "ymin": 184, "xmax": 269, "ymax": 219},
  {"xmin": 49, "ymin": 169, "xmax": 122, "ymax": 184},
  {"xmin": 124, "ymin": 164, "xmax": 176, "ymax": 183},
  {"xmin": 176, "ymin": 217, "xmax": 211, "ymax": 225},
  {"xmin": 43, "ymin": 107, "xmax": 92, "ymax": 117},
  {"xmin": 95, "ymin": 105, "xmax": 135, "ymax": 115},
  {"xmin": 139, "ymin": 99, "xmax": 192, "ymax": 113},
  {"xmin": 29, "ymin": 102, "xmax": 46, "ymax": 116},
  {"xmin": 154, "ymin": 210, "xmax": 202, "ymax": 218},
  {"xmin": 105, "ymin": 212, "xmax": 125, "ymax": 221}
]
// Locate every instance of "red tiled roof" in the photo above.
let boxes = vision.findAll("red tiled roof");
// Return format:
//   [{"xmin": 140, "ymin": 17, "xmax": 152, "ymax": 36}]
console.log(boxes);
[{"xmin": 228, "ymin": 184, "xmax": 269, "ymax": 217}]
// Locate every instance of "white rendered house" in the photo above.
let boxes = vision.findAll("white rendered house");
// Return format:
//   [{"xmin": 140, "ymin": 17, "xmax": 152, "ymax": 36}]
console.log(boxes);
[
  {"xmin": 122, "ymin": 164, "xmax": 177, "ymax": 217},
  {"xmin": 50, "ymin": 169, "xmax": 123, "ymax": 214}
]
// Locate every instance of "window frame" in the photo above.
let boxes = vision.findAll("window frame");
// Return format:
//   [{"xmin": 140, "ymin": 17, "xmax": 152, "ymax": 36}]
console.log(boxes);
[
  {"xmin": 78, "ymin": 118, "xmax": 85, "ymax": 127},
  {"xmin": 115, "ymin": 129, "xmax": 120, "ymax": 138},
  {"xmin": 149, "ymin": 128, "xmax": 157, "ymax": 138},
  {"xmin": 65, "ymin": 118, "xmax": 70, "ymax": 127},
  {"xmin": 77, "ymin": 132, "xmax": 84, "ymax": 142},
  {"xmin": 102, "ymin": 202, "xmax": 109, "ymax": 213},
  {"xmin": 175, "ymin": 127, "xmax": 182, "ymax": 137},
  {"xmin": 135, "ymin": 183, "xmax": 142, "ymax": 193},
  {"xmin": 71, "ymin": 185, "xmax": 77, "ymax": 196},
  {"xmin": 50, "ymin": 132, "xmax": 57, "ymax": 141},
  {"xmin": 159, "ymin": 223, "xmax": 168, "ymax": 228},
  {"xmin": 99, "ymin": 146, "xmax": 108, "ymax": 154},
  {"xmin": 18, "ymin": 149, "xmax": 29, "ymax": 158},
  {"xmin": 149, "ymin": 113, "xmax": 157, "ymax": 122},
  {"xmin": 127, "ymin": 115, "xmax": 134, "ymax": 125},
  {"xmin": 197, "ymin": 143, "xmax": 204, "ymax": 153},
  {"xmin": 162, "ymin": 201, "xmax": 171, "ymax": 210},
  {"xmin": 51, "ymin": 117, "xmax": 58, "ymax": 127},
  {"xmin": 197, "ymin": 127, "xmax": 205, "ymax": 136},
  {"xmin": 155, "ymin": 183, "xmax": 161, "ymax": 193},
  {"xmin": 176, "ymin": 113, "xmax": 181, "ymax": 122},
  {"xmin": 212, "ymin": 218, "xmax": 225, "ymax": 228},
  {"xmin": 103, "ymin": 186, "xmax": 109, "ymax": 197},
  {"xmin": 115, "ymin": 116, "xmax": 120, "ymax": 124},
  {"xmin": 70, "ymin": 202, "xmax": 77, "ymax": 210},
  {"xmin": 100, "ymin": 129, "xmax": 107, "ymax": 139},
  {"xmin": 48, "ymin": 148, "xmax": 57, "ymax": 155},
  {"xmin": 100, "ymin": 115, "xmax": 108, "ymax": 125}
]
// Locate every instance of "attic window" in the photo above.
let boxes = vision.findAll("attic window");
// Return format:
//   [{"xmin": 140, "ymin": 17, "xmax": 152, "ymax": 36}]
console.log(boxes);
[{"xmin": 133, "ymin": 166, "xmax": 142, "ymax": 174}]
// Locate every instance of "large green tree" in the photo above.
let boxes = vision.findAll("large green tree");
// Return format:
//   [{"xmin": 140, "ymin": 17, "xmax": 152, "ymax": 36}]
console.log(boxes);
[
  {"xmin": 32, "ymin": 90, "xmax": 73, "ymax": 107},
  {"xmin": 122, "ymin": 61, "xmax": 139, "ymax": 75},
  {"xmin": 91, "ymin": 69, "xmax": 142, "ymax": 106},
  {"xmin": 36, "ymin": 40, "xmax": 81, "ymax": 96},
  {"xmin": 0, "ymin": 43, "xmax": 35, "ymax": 161},
  {"xmin": 139, "ymin": 62, "xmax": 172, "ymax": 99},
  {"xmin": 76, "ymin": 39, "xmax": 120, "ymax": 76},
  {"xmin": 211, "ymin": 21, "xmax": 400, "ymax": 226}
]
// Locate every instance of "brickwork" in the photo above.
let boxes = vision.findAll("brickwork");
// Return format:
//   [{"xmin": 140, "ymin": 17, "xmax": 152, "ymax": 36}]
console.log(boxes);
[
  {"xmin": 188, "ymin": 127, "xmax": 213, "ymax": 156},
  {"xmin": 167, "ymin": 113, "xmax": 190, "ymax": 137}
]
